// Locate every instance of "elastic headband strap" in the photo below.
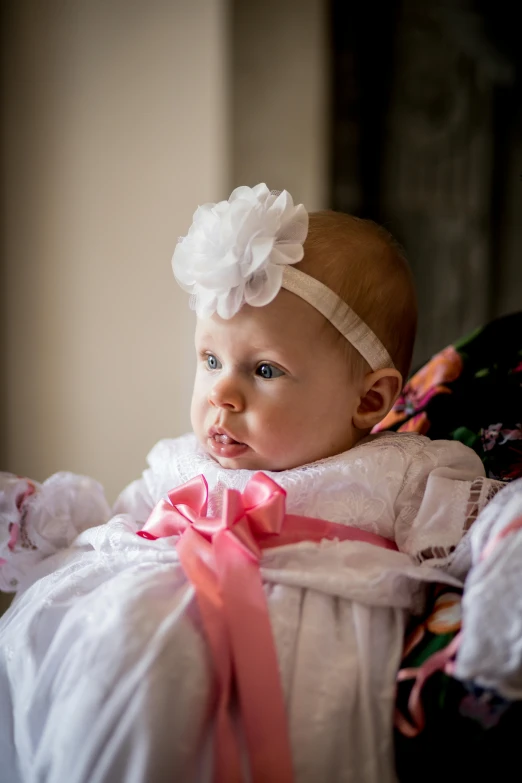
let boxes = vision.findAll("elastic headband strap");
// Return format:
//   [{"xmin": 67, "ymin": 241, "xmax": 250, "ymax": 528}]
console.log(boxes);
[{"xmin": 281, "ymin": 266, "xmax": 394, "ymax": 371}]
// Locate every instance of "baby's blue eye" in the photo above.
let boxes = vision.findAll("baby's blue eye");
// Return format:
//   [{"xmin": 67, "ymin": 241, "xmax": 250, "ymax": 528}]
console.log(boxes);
[
  {"xmin": 256, "ymin": 363, "xmax": 284, "ymax": 380},
  {"xmin": 206, "ymin": 354, "xmax": 221, "ymax": 370}
]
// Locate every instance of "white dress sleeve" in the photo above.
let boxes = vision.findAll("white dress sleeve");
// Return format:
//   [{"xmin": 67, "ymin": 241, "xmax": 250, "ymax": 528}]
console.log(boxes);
[
  {"xmin": 0, "ymin": 471, "xmax": 111, "ymax": 592},
  {"xmin": 393, "ymin": 438, "xmax": 503, "ymax": 565}
]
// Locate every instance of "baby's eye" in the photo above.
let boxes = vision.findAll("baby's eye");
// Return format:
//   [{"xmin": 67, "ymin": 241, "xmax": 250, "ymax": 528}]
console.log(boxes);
[
  {"xmin": 206, "ymin": 354, "xmax": 221, "ymax": 370},
  {"xmin": 256, "ymin": 363, "xmax": 284, "ymax": 380}
]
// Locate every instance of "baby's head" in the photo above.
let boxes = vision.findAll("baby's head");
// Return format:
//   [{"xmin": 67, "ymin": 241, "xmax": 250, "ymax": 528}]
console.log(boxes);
[
  {"xmin": 173, "ymin": 186, "xmax": 417, "ymax": 472},
  {"xmin": 300, "ymin": 210, "xmax": 417, "ymax": 384}
]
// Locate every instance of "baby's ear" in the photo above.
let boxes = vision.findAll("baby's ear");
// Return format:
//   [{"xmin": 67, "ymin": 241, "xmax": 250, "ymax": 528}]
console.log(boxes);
[{"xmin": 353, "ymin": 368, "xmax": 403, "ymax": 431}]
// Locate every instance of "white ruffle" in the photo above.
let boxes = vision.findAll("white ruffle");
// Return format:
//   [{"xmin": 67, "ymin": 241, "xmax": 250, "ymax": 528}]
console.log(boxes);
[
  {"xmin": 172, "ymin": 183, "xmax": 308, "ymax": 319},
  {"xmin": 0, "ymin": 471, "xmax": 111, "ymax": 592}
]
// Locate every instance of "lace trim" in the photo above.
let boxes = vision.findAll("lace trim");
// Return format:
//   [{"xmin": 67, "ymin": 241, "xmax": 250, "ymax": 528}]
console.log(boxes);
[
  {"xmin": 414, "ymin": 478, "xmax": 504, "ymax": 565},
  {"xmin": 415, "ymin": 544, "xmax": 457, "ymax": 563},
  {"xmin": 463, "ymin": 478, "xmax": 504, "ymax": 531}
]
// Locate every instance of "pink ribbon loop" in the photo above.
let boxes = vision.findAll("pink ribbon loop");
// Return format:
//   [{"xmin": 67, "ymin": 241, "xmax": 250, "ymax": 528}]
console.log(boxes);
[
  {"xmin": 395, "ymin": 631, "xmax": 462, "ymax": 737},
  {"xmin": 138, "ymin": 471, "xmax": 398, "ymax": 783}
]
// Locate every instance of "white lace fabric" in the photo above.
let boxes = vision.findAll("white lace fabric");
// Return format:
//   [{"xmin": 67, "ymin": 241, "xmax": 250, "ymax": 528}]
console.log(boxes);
[
  {"xmin": 0, "ymin": 432, "xmax": 498, "ymax": 783},
  {"xmin": 0, "ymin": 471, "xmax": 111, "ymax": 592}
]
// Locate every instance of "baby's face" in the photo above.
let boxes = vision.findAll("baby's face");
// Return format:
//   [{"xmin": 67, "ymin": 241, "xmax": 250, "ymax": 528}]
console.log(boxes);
[{"xmin": 191, "ymin": 290, "xmax": 365, "ymax": 471}]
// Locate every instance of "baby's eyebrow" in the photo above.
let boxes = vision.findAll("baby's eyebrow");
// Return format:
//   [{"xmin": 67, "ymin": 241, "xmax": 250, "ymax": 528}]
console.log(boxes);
[
  {"xmin": 248, "ymin": 341, "xmax": 276, "ymax": 353},
  {"xmin": 249, "ymin": 344, "xmax": 290, "ymax": 360},
  {"xmin": 194, "ymin": 329, "xmax": 215, "ymax": 344}
]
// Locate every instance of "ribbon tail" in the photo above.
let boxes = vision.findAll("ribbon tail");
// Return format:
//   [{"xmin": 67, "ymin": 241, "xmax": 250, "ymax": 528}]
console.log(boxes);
[
  {"xmin": 395, "ymin": 632, "xmax": 462, "ymax": 736},
  {"xmin": 177, "ymin": 528, "xmax": 243, "ymax": 783},
  {"xmin": 214, "ymin": 530, "xmax": 294, "ymax": 783}
]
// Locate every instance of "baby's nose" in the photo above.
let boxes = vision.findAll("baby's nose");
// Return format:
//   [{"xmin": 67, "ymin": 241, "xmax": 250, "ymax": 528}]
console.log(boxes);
[{"xmin": 208, "ymin": 376, "xmax": 245, "ymax": 412}]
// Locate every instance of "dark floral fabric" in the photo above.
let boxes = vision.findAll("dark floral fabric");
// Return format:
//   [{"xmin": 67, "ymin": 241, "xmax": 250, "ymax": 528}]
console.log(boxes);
[
  {"xmin": 385, "ymin": 313, "xmax": 522, "ymax": 781},
  {"xmin": 374, "ymin": 311, "xmax": 522, "ymax": 482},
  {"xmin": 394, "ymin": 583, "xmax": 521, "ymax": 782}
]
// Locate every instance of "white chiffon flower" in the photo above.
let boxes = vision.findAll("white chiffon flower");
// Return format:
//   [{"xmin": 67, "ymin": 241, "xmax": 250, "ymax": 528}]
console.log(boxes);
[{"xmin": 172, "ymin": 183, "xmax": 308, "ymax": 319}]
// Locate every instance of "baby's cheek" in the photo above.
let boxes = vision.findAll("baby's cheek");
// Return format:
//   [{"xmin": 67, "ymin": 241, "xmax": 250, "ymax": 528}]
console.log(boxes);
[
  {"xmin": 190, "ymin": 392, "xmax": 206, "ymax": 437},
  {"xmin": 260, "ymin": 412, "xmax": 302, "ymax": 452}
]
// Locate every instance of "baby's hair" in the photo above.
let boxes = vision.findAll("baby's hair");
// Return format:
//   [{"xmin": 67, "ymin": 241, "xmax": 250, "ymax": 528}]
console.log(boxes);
[{"xmin": 296, "ymin": 210, "xmax": 418, "ymax": 382}]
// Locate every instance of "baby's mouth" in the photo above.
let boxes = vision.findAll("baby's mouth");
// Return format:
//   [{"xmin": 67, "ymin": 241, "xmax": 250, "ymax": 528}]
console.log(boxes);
[
  {"xmin": 208, "ymin": 426, "xmax": 244, "ymax": 444},
  {"xmin": 208, "ymin": 427, "xmax": 248, "ymax": 458},
  {"xmin": 213, "ymin": 433, "xmax": 241, "ymax": 445}
]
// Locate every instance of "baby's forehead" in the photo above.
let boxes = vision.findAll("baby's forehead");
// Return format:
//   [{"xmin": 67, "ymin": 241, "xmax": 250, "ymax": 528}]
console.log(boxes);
[{"xmin": 195, "ymin": 290, "xmax": 340, "ymax": 352}]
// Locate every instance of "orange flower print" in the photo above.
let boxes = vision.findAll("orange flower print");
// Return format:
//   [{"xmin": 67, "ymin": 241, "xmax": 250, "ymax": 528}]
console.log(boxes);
[
  {"xmin": 407, "ymin": 345, "xmax": 463, "ymax": 405},
  {"xmin": 398, "ymin": 412, "xmax": 430, "ymax": 435},
  {"xmin": 426, "ymin": 592, "xmax": 462, "ymax": 635},
  {"xmin": 374, "ymin": 345, "xmax": 463, "ymax": 433}
]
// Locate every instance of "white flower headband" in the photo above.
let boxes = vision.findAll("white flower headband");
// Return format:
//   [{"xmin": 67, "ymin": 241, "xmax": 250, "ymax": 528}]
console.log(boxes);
[{"xmin": 172, "ymin": 183, "xmax": 394, "ymax": 371}]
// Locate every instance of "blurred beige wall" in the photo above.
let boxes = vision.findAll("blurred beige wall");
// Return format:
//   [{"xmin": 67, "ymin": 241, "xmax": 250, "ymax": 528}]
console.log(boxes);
[
  {"xmin": 232, "ymin": 0, "xmax": 328, "ymax": 210},
  {"xmin": 2, "ymin": 0, "xmax": 229, "ymax": 501},
  {"xmin": 1, "ymin": 0, "xmax": 327, "ymax": 504}
]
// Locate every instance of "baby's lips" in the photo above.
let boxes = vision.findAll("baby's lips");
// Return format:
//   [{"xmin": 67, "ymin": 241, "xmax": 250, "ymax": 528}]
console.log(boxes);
[
  {"xmin": 215, "ymin": 433, "xmax": 239, "ymax": 445},
  {"xmin": 208, "ymin": 426, "xmax": 244, "ymax": 446}
]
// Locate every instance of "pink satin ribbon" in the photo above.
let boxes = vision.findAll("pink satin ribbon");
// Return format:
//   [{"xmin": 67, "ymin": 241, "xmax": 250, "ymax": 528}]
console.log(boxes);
[
  {"xmin": 395, "ymin": 632, "xmax": 462, "ymax": 737},
  {"xmin": 137, "ymin": 471, "xmax": 398, "ymax": 783}
]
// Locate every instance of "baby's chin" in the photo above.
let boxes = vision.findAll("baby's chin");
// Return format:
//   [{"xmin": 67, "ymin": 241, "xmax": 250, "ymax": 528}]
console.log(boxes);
[
  {"xmin": 206, "ymin": 448, "xmax": 276, "ymax": 472},
  {"xmin": 201, "ymin": 439, "xmax": 323, "ymax": 473},
  {"xmin": 200, "ymin": 436, "xmax": 283, "ymax": 472},
  {"xmin": 198, "ymin": 430, "xmax": 349, "ymax": 472}
]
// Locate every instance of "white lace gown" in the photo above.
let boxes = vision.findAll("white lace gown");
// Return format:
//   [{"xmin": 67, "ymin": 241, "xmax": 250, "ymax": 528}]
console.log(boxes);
[{"xmin": 0, "ymin": 432, "xmax": 498, "ymax": 783}]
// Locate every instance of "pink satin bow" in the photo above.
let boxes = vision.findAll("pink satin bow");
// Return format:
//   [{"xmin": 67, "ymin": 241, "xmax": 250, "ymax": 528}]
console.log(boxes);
[{"xmin": 138, "ymin": 472, "xmax": 398, "ymax": 783}]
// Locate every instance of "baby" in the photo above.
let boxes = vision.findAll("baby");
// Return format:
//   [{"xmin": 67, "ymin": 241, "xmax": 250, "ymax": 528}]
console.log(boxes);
[{"xmin": 0, "ymin": 185, "xmax": 500, "ymax": 783}]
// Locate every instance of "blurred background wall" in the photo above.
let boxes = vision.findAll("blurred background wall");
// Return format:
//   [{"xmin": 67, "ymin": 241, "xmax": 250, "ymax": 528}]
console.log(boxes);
[
  {"xmin": 329, "ymin": 0, "xmax": 522, "ymax": 365},
  {"xmin": 1, "ymin": 0, "xmax": 521, "ymax": 504},
  {"xmin": 1, "ymin": 0, "xmax": 230, "ymax": 502},
  {"xmin": 231, "ymin": 0, "xmax": 328, "ymax": 211}
]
